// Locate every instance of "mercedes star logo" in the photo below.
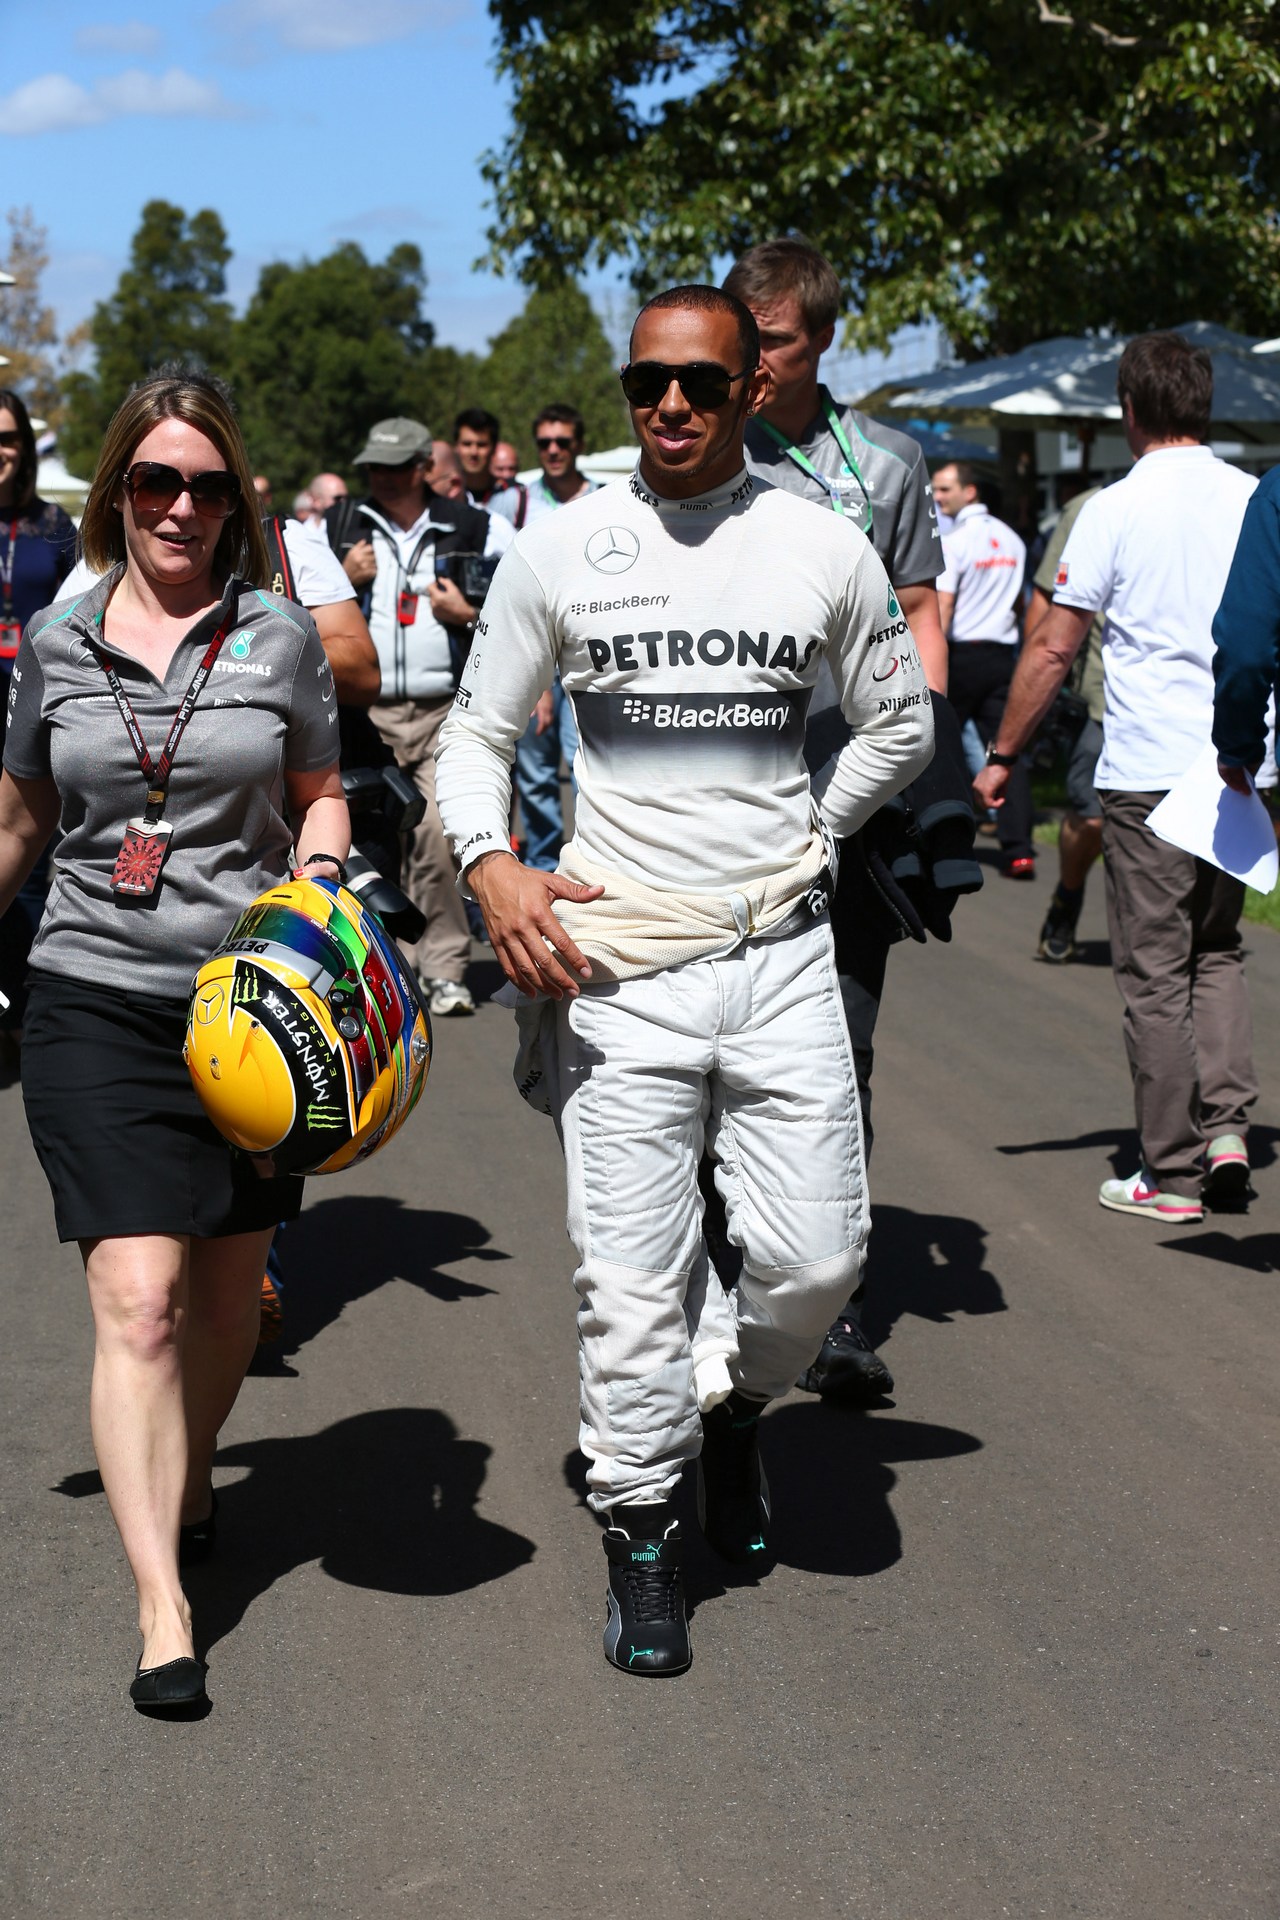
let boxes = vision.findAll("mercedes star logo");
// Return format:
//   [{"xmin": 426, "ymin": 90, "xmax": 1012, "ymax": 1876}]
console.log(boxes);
[
  {"xmin": 585, "ymin": 526, "xmax": 641, "ymax": 574},
  {"xmin": 196, "ymin": 986, "xmax": 225, "ymax": 1024}
]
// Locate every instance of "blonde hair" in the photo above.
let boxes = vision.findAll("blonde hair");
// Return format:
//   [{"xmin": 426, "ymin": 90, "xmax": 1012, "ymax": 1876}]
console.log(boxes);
[{"xmin": 79, "ymin": 366, "xmax": 270, "ymax": 587}]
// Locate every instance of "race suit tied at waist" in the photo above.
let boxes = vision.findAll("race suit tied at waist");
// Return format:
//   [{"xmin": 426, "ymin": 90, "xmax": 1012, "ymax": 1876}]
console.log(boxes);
[{"xmin": 495, "ymin": 834, "xmax": 837, "ymax": 1115}]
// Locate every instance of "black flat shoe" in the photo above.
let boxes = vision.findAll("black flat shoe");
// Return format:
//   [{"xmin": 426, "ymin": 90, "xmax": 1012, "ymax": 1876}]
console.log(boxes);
[
  {"xmin": 179, "ymin": 1490, "xmax": 218, "ymax": 1565},
  {"xmin": 130, "ymin": 1656, "xmax": 208, "ymax": 1710}
]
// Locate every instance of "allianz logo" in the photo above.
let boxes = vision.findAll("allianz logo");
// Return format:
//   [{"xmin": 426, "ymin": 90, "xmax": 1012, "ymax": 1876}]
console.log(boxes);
[{"xmin": 622, "ymin": 697, "xmax": 790, "ymax": 731}]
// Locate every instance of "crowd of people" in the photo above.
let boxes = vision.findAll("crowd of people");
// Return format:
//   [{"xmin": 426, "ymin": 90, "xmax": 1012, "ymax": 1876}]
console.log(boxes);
[{"xmin": 2, "ymin": 236, "xmax": 1276, "ymax": 1708}]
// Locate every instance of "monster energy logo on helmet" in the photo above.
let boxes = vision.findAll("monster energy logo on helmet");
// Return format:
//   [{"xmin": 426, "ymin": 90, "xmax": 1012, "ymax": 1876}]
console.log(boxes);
[{"xmin": 231, "ymin": 968, "xmax": 261, "ymax": 1006}]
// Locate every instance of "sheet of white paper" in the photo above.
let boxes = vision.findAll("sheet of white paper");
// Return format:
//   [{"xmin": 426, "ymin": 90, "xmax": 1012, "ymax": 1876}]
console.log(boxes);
[{"xmin": 1146, "ymin": 743, "xmax": 1279, "ymax": 892}]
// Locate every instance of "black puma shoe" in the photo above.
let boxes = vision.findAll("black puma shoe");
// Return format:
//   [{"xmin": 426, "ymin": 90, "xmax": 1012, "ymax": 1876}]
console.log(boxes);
[
  {"xmin": 697, "ymin": 1391, "xmax": 772, "ymax": 1566},
  {"xmin": 797, "ymin": 1303, "xmax": 894, "ymax": 1402},
  {"xmin": 602, "ymin": 1504, "xmax": 691, "ymax": 1676}
]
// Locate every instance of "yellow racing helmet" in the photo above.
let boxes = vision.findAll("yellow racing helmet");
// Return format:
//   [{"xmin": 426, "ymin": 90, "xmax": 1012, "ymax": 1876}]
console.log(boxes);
[{"xmin": 185, "ymin": 876, "xmax": 431, "ymax": 1176}]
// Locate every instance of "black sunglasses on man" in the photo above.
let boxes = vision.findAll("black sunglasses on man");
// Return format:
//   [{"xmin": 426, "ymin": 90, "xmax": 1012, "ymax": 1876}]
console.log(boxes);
[{"xmin": 619, "ymin": 361, "xmax": 757, "ymax": 410}]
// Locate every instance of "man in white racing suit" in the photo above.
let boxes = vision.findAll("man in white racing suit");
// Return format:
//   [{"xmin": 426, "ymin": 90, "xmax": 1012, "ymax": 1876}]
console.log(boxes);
[{"xmin": 435, "ymin": 286, "xmax": 934, "ymax": 1677}]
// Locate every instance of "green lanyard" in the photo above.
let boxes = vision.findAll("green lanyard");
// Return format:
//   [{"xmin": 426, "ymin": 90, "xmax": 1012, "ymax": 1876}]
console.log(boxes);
[{"xmin": 757, "ymin": 395, "xmax": 873, "ymax": 534}]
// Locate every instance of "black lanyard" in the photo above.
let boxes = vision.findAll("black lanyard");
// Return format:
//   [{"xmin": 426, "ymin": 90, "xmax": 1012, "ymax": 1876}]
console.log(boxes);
[{"xmin": 92, "ymin": 625, "xmax": 227, "ymax": 824}]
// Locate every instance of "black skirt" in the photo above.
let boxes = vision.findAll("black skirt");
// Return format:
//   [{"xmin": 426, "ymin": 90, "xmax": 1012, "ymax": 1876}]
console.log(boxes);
[{"xmin": 22, "ymin": 972, "xmax": 304, "ymax": 1243}]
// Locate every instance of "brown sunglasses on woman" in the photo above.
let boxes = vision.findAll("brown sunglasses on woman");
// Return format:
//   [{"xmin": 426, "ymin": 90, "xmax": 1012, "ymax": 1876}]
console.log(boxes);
[{"xmin": 121, "ymin": 461, "xmax": 242, "ymax": 519}]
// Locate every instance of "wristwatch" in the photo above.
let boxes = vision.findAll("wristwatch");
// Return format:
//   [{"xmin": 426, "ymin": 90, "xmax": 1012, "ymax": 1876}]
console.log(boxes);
[
  {"xmin": 985, "ymin": 742, "xmax": 1020, "ymax": 769},
  {"xmin": 301, "ymin": 852, "xmax": 349, "ymax": 882}
]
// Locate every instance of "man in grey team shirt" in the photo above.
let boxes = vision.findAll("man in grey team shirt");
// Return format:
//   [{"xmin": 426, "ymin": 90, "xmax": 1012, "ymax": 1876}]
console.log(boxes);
[{"xmin": 724, "ymin": 237, "xmax": 963, "ymax": 1401}]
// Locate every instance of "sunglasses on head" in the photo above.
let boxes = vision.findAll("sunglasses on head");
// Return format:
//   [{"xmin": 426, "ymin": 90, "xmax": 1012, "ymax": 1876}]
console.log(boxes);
[
  {"xmin": 121, "ymin": 461, "xmax": 241, "ymax": 519},
  {"xmin": 536, "ymin": 435, "xmax": 576, "ymax": 452},
  {"xmin": 619, "ymin": 360, "xmax": 756, "ymax": 410}
]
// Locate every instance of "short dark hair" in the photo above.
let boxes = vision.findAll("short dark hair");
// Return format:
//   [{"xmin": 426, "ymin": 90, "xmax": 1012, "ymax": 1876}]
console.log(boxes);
[
  {"xmin": 723, "ymin": 238, "xmax": 842, "ymax": 337},
  {"xmin": 938, "ymin": 459, "xmax": 981, "ymax": 495},
  {"xmin": 533, "ymin": 402, "xmax": 585, "ymax": 443},
  {"xmin": 454, "ymin": 407, "xmax": 500, "ymax": 443},
  {"xmin": 1116, "ymin": 332, "xmax": 1212, "ymax": 440},
  {"xmin": 630, "ymin": 285, "xmax": 760, "ymax": 371},
  {"xmin": 0, "ymin": 388, "xmax": 39, "ymax": 511}
]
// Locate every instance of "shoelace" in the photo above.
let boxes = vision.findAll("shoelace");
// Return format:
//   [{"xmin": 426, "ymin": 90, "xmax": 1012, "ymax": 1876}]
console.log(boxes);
[{"xmin": 625, "ymin": 1560, "xmax": 680, "ymax": 1623}]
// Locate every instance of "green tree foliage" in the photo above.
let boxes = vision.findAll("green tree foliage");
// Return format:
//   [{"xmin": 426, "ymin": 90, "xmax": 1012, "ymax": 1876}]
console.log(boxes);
[
  {"xmin": 482, "ymin": 0, "xmax": 1280, "ymax": 357},
  {"xmin": 231, "ymin": 241, "xmax": 452, "ymax": 486},
  {"xmin": 0, "ymin": 208, "xmax": 60, "ymax": 422},
  {"xmin": 481, "ymin": 281, "xmax": 630, "ymax": 462},
  {"xmin": 61, "ymin": 200, "xmax": 232, "ymax": 472},
  {"xmin": 56, "ymin": 203, "xmax": 625, "ymax": 491}
]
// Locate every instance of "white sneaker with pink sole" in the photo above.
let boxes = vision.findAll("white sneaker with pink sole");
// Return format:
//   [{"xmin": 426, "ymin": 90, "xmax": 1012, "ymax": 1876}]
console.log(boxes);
[{"xmin": 1098, "ymin": 1168, "xmax": 1204, "ymax": 1224}]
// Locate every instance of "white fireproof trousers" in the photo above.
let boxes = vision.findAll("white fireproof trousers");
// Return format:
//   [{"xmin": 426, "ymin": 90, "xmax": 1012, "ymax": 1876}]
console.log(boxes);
[{"xmin": 551, "ymin": 915, "xmax": 868, "ymax": 1512}]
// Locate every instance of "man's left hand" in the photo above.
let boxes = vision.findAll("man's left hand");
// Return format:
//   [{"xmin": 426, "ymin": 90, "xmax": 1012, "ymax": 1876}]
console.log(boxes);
[
  {"xmin": 1218, "ymin": 759, "xmax": 1255, "ymax": 796},
  {"xmin": 428, "ymin": 577, "xmax": 477, "ymax": 626}
]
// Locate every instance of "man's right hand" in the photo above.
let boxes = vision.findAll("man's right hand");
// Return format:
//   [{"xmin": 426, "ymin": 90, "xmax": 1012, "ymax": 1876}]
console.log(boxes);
[
  {"xmin": 467, "ymin": 851, "xmax": 605, "ymax": 999},
  {"xmin": 972, "ymin": 763, "xmax": 1009, "ymax": 812},
  {"xmin": 1218, "ymin": 759, "xmax": 1258, "ymax": 796},
  {"xmin": 342, "ymin": 539, "xmax": 377, "ymax": 588}
]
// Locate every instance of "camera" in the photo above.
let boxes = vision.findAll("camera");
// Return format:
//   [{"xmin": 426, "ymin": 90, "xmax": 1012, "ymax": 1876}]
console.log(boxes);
[
  {"xmin": 1029, "ymin": 687, "xmax": 1090, "ymax": 772},
  {"xmin": 435, "ymin": 551, "xmax": 500, "ymax": 607}
]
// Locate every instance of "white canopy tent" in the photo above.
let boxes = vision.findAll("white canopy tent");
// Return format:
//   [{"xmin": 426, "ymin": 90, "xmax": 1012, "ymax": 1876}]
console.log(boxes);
[{"xmin": 885, "ymin": 324, "xmax": 1280, "ymax": 442}]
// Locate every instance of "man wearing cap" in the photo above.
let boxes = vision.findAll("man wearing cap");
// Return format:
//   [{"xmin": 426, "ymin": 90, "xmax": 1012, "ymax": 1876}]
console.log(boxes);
[{"xmin": 328, "ymin": 416, "xmax": 513, "ymax": 1015}]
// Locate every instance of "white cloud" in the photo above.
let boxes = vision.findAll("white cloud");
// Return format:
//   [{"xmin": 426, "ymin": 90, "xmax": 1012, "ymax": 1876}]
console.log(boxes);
[
  {"xmin": 0, "ymin": 68, "xmax": 240, "ymax": 137},
  {"xmin": 75, "ymin": 21, "xmax": 165, "ymax": 56},
  {"xmin": 210, "ymin": 0, "xmax": 464, "ymax": 57}
]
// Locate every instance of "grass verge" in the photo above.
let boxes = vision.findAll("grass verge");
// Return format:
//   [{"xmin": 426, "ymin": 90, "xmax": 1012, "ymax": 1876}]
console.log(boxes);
[{"xmin": 1030, "ymin": 811, "xmax": 1280, "ymax": 932}]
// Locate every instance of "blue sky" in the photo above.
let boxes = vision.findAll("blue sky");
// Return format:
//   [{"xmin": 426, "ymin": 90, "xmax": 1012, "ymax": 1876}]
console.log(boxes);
[
  {"xmin": 3, "ymin": 3, "xmax": 939, "ymax": 393},
  {"xmin": 3, "ymin": 0, "xmax": 554, "ymax": 356}
]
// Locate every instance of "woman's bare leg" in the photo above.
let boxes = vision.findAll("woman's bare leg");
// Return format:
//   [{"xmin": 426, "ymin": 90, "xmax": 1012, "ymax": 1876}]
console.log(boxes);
[
  {"xmin": 82, "ymin": 1233, "xmax": 193, "ymax": 1670},
  {"xmin": 180, "ymin": 1227, "xmax": 275, "ymax": 1521}
]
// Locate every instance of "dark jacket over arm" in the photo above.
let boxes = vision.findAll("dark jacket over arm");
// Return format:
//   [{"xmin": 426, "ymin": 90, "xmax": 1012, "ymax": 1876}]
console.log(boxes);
[{"xmin": 1213, "ymin": 467, "xmax": 1280, "ymax": 769}]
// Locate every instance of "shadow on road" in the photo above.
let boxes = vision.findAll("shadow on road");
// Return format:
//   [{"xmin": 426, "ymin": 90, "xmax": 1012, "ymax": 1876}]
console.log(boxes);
[
  {"xmin": 996, "ymin": 1123, "xmax": 1280, "ymax": 1175},
  {"xmin": 994, "ymin": 1124, "xmax": 1139, "ymax": 1172},
  {"xmin": 559, "ymin": 1402, "xmax": 982, "ymax": 1588},
  {"xmin": 1061, "ymin": 937, "xmax": 1112, "ymax": 967},
  {"xmin": 253, "ymin": 1197, "xmax": 505, "ymax": 1373},
  {"xmin": 1158, "ymin": 1229, "xmax": 1280, "ymax": 1274},
  {"xmin": 762, "ymin": 1402, "xmax": 983, "ymax": 1576},
  {"xmin": 860, "ymin": 1204, "xmax": 1006, "ymax": 1351},
  {"xmin": 55, "ymin": 1408, "xmax": 535, "ymax": 1656}
]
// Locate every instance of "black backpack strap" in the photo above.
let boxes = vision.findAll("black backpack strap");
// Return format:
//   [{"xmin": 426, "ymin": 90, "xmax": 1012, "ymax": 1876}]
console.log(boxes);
[
  {"xmin": 324, "ymin": 496, "xmax": 363, "ymax": 558},
  {"xmin": 262, "ymin": 514, "xmax": 297, "ymax": 601},
  {"xmin": 513, "ymin": 482, "xmax": 529, "ymax": 531}
]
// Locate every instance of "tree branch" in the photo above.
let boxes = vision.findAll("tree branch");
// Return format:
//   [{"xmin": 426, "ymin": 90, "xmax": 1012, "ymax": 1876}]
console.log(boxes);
[{"xmin": 1035, "ymin": 0, "xmax": 1139, "ymax": 50}]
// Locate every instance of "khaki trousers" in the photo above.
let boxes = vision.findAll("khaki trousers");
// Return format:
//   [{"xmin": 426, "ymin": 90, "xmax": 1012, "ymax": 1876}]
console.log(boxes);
[
  {"xmin": 371, "ymin": 696, "xmax": 472, "ymax": 985},
  {"xmin": 1100, "ymin": 789, "xmax": 1256, "ymax": 1194}
]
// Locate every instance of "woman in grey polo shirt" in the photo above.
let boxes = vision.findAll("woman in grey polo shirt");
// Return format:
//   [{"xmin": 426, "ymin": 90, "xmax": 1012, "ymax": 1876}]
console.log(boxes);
[{"xmin": 0, "ymin": 369, "xmax": 349, "ymax": 1712}]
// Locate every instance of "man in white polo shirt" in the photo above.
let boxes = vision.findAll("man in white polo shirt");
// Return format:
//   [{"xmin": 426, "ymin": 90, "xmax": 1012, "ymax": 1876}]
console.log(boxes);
[
  {"xmin": 933, "ymin": 463, "xmax": 1032, "ymax": 877},
  {"xmin": 974, "ymin": 332, "xmax": 1258, "ymax": 1224}
]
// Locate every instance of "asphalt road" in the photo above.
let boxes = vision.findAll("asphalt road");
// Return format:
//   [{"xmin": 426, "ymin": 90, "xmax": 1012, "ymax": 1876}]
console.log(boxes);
[{"xmin": 1, "ymin": 858, "xmax": 1278, "ymax": 1919}]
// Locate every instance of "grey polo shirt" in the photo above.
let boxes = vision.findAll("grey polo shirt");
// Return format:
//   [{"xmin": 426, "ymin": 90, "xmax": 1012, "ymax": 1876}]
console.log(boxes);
[
  {"xmin": 744, "ymin": 390, "xmax": 943, "ymax": 587},
  {"xmin": 4, "ymin": 568, "xmax": 339, "ymax": 1000}
]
